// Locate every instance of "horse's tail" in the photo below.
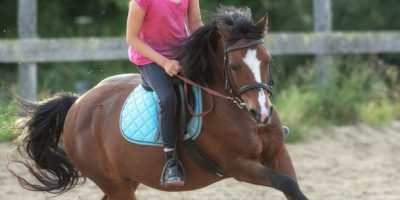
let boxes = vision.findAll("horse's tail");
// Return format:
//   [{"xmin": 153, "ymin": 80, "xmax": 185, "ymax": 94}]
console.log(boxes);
[{"xmin": 10, "ymin": 92, "xmax": 83, "ymax": 194}]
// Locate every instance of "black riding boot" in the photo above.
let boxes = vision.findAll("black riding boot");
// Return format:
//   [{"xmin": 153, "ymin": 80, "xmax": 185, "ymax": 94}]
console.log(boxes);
[{"xmin": 160, "ymin": 150, "xmax": 185, "ymax": 187}]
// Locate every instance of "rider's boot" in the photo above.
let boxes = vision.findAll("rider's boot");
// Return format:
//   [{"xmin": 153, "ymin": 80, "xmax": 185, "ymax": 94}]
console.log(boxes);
[{"xmin": 161, "ymin": 150, "xmax": 185, "ymax": 187}]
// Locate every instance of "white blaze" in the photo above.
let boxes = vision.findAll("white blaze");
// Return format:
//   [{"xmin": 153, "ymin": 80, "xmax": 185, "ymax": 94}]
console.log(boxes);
[{"xmin": 242, "ymin": 49, "xmax": 270, "ymax": 121}]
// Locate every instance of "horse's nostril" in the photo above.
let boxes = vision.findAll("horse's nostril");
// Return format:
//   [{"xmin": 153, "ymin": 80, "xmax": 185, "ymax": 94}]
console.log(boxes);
[{"xmin": 249, "ymin": 109, "xmax": 260, "ymax": 122}]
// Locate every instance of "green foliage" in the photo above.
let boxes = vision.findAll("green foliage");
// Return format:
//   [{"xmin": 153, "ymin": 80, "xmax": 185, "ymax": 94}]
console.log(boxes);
[
  {"xmin": 1, "ymin": 0, "xmax": 399, "ymax": 39},
  {"xmin": 0, "ymin": 86, "xmax": 17, "ymax": 142},
  {"xmin": 37, "ymin": 61, "xmax": 135, "ymax": 93},
  {"xmin": 275, "ymin": 85, "xmax": 321, "ymax": 142},
  {"xmin": 199, "ymin": 0, "xmax": 313, "ymax": 31},
  {"xmin": 275, "ymin": 56, "xmax": 400, "ymax": 141},
  {"xmin": 333, "ymin": 0, "xmax": 400, "ymax": 31},
  {"xmin": 37, "ymin": 0, "xmax": 128, "ymax": 37},
  {"xmin": 357, "ymin": 100, "xmax": 400, "ymax": 124},
  {"xmin": 0, "ymin": 0, "xmax": 17, "ymax": 38}
]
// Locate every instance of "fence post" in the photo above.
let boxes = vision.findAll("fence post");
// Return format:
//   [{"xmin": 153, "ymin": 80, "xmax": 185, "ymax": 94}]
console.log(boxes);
[
  {"xmin": 18, "ymin": 0, "xmax": 37, "ymax": 101},
  {"xmin": 313, "ymin": 0, "xmax": 332, "ymax": 89}
]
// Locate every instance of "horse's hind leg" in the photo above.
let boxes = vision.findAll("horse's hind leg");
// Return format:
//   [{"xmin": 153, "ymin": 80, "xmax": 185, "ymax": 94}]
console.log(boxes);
[{"xmin": 95, "ymin": 178, "xmax": 139, "ymax": 200}]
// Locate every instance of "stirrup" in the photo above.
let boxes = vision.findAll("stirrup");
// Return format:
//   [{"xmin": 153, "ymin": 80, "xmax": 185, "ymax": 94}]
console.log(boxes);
[{"xmin": 160, "ymin": 158, "xmax": 185, "ymax": 187}]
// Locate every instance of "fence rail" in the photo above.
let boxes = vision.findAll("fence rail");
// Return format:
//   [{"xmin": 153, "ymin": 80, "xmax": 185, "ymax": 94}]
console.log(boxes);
[{"xmin": 1, "ymin": 31, "xmax": 400, "ymax": 63}]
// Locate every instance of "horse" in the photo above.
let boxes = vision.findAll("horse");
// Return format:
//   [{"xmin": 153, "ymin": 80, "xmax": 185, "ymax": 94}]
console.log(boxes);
[{"xmin": 10, "ymin": 6, "xmax": 308, "ymax": 200}]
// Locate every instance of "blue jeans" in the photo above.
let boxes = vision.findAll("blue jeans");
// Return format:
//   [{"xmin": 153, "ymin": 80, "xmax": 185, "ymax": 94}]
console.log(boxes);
[{"xmin": 137, "ymin": 62, "xmax": 177, "ymax": 148}]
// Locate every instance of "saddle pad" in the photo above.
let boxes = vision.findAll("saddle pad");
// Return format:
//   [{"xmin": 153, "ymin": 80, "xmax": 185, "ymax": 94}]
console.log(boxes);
[{"xmin": 120, "ymin": 84, "xmax": 202, "ymax": 146}]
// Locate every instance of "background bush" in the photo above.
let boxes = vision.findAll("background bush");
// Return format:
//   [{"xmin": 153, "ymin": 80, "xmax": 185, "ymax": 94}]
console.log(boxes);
[{"xmin": 275, "ymin": 57, "xmax": 400, "ymax": 141}]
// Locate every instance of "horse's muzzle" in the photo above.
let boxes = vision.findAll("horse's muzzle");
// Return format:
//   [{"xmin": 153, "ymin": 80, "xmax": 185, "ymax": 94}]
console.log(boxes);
[{"xmin": 249, "ymin": 105, "xmax": 273, "ymax": 125}]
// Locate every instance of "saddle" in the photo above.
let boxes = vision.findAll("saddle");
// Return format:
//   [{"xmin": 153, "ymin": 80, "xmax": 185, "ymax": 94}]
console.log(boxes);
[
  {"xmin": 119, "ymin": 78, "xmax": 228, "ymax": 178},
  {"xmin": 119, "ymin": 80, "xmax": 202, "ymax": 146}
]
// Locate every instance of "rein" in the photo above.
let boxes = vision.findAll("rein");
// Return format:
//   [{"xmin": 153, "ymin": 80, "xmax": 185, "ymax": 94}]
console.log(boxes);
[{"xmin": 176, "ymin": 75, "xmax": 244, "ymax": 117}]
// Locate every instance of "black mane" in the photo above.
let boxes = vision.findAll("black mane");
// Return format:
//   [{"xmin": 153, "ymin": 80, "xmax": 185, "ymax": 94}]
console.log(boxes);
[{"xmin": 176, "ymin": 6, "xmax": 264, "ymax": 84}]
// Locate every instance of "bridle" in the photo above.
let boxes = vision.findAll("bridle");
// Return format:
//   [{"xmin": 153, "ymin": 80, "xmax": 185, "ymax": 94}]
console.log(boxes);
[
  {"xmin": 223, "ymin": 38, "xmax": 274, "ymax": 109},
  {"xmin": 176, "ymin": 38, "xmax": 275, "ymax": 114}
]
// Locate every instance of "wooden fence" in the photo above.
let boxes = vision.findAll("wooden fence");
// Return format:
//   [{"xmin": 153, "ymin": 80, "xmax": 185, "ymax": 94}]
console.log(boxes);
[
  {"xmin": 1, "ymin": 32, "xmax": 400, "ymax": 63},
  {"xmin": 1, "ymin": 0, "xmax": 400, "ymax": 101}
]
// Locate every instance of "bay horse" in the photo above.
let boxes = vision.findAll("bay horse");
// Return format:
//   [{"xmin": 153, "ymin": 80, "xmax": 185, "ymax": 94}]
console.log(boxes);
[{"xmin": 11, "ymin": 6, "xmax": 308, "ymax": 200}]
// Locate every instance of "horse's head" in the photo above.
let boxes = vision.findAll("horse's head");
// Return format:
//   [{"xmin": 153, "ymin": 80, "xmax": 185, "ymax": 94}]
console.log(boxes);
[
  {"xmin": 216, "ymin": 7, "xmax": 274, "ymax": 125},
  {"xmin": 177, "ymin": 6, "xmax": 275, "ymax": 125}
]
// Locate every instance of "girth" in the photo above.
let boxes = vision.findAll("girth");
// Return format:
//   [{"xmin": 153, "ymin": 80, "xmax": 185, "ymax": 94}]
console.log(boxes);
[{"xmin": 175, "ymin": 80, "xmax": 229, "ymax": 178}]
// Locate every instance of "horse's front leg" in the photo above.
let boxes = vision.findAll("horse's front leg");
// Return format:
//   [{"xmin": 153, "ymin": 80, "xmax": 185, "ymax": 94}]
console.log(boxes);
[
  {"xmin": 232, "ymin": 159, "xmax": 308, "ymax": 200},
  {"xmin": 262, "ymin": 145, "xmax": 298, "ymax": 181},
  {"xmin": 262, "ymin": 145, "xmax": 305, "ymax": 199}
]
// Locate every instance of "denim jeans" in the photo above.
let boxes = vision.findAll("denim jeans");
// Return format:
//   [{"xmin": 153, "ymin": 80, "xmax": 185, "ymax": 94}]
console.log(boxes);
[{"xmin": 137, "ymin": 62, "xmax": 177, "ymax": 148}]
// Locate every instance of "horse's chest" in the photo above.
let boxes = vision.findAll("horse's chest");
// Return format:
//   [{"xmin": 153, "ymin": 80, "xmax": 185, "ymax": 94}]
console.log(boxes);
[{"xmin": 239, "ymin": 133, "xmax": 264, "ymax": 159}]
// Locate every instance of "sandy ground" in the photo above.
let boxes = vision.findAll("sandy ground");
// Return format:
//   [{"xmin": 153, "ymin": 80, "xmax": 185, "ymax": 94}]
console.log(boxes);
[{"xmin": 1, "ymin": 121, "xmax": 399, "ymax": 200}]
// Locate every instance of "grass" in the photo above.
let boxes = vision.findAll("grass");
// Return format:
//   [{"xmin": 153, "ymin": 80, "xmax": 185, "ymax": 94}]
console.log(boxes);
[
  {"xmin": 0, "ymin": 103, "xmax": 17, "ymax": 142},
  {"xmin": 357, "ymin": 100, "xmax": 400, "ymax": 124},
  {"xmin": 274, "ymin": 85, "xmax": 321, "ymax": 141}
]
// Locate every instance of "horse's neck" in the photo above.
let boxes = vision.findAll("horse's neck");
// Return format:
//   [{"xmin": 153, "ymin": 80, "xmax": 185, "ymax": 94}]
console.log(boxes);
[{"xmin": 206, "ymin": 42, "xmax": 227, "ymax": 92}]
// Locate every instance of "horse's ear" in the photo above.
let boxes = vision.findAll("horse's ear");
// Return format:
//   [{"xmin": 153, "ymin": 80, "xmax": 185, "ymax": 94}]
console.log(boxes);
[
  {"xmin": 256, "ymin": 14, "xmax": 268, "ymax": 33},
  {"xmin": 216, "ymin": 20, "xmax": 231, "ymax": 39}
]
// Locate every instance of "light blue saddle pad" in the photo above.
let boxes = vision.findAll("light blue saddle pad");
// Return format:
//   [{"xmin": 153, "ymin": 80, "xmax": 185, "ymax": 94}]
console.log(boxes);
[{"xmin": 120, "ymin": 84, "xmax": 202, "ymax": 146}]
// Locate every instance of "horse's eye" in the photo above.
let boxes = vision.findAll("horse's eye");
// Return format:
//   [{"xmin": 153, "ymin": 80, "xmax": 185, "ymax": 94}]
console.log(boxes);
[{"xmin": 231, "ymin": 64, "xmax": 241, "ymax": 71}]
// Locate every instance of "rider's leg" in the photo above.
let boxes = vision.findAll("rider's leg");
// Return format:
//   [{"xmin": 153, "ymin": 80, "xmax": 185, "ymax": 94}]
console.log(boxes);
[{"xmin": 137, "ymin": 63, "xmax": 184, "ymax": 187}]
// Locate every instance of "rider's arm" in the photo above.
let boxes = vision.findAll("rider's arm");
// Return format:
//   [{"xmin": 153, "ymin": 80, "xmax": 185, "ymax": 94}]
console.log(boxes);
[
  {"xmin": 126, "ymin": 1, "xmax": 180, "ymax": 76},
  {"xmin": 187, "ymin": 0, "xmax": 204, "ymax": 33}
]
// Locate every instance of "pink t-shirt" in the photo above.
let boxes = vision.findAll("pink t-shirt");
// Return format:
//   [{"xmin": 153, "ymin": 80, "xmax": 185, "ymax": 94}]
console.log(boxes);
[{"xmin": 128, "ymin": 0, "xmax": 190, "ymax": 65}]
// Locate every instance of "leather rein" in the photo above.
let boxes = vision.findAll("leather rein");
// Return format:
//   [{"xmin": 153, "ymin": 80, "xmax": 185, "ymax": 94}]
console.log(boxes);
[{"xmin": 176, "ymin": 38, "xmax": 272, "ymax": 116}]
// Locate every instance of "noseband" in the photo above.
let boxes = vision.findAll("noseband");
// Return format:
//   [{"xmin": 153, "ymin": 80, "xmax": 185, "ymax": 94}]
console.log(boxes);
[{"xmin": 223, "ymin": 39, "xmax": 274, "ymax": 108}]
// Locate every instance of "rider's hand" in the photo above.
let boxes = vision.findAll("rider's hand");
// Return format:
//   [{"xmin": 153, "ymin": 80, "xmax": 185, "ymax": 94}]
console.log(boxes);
[{"xmin": 161, "ymin": 59, "xmax": 182, "ymax": 77}]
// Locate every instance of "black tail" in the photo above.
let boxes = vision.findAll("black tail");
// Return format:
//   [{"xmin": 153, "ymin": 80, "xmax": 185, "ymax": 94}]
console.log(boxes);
[{"xmin": 9, "ymin": 92, "xmax": 84, "ymax": 194}]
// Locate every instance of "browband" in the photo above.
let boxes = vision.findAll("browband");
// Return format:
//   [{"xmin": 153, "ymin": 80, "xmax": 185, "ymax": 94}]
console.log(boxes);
[{"xmin": 225, "ymin": 39, "xmax": 265, "ymax": 53}]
